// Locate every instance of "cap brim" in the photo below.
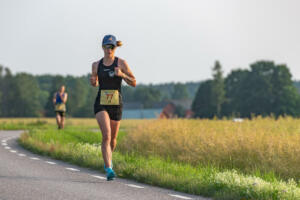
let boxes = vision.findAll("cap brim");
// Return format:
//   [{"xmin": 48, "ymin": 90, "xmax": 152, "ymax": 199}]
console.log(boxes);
[{"xmin": 102, "ymin": 42, "xmax": 116, "ymax": 46}]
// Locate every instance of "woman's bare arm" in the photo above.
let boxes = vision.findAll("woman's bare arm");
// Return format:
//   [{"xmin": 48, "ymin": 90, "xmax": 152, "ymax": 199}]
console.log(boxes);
[
  {"xmin": 90, "ymin": 62, "xmax": 99, "ymax": 87},
  {"xmin": 116, "ymin": 59, "xmax": 136, "ymax": 87},
  {"xmin": 53, "ymin": 93, "xmax": 57, "ymax": 104}
]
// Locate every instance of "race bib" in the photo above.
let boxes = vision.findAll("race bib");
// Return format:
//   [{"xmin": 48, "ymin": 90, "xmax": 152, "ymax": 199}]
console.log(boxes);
[
  {"xmin": 55, "ymin": 103, "xmax": 66, "ymax": 112},
  {"xmin": 100, "ymin": 90, "xmax": 119, "ymax": 105}
]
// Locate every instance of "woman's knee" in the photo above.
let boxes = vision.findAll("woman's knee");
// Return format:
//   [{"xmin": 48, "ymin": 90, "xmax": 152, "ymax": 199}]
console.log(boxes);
[{"xmin": 102, "ymin": 132, "xmax": 111, "ymax": 144}]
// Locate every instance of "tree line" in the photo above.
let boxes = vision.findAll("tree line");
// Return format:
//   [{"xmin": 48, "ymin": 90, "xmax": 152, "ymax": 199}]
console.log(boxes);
[
  {"xmin": 0, "ymin": 65, "xmax": 197, "ymax": 117},
  {"xmin": 192, "ymin": 60, "xmax": 300, "ymax": 118},
  {"xmin": 1, "ymin": 60, "xmax": 300, "ymax": 118}
]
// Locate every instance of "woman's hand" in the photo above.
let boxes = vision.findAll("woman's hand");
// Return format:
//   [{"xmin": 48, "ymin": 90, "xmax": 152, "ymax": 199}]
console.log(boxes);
[
  {"xmin": 114, "ymin": 66, "xmax": 123, "ymax": 77},
  {"xmin": 90, "ymin": 75, "xmax": 98, "ymax": 87}
]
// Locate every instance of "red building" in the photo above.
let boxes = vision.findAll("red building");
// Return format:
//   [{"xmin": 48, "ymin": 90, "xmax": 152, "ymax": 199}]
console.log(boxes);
[{"xmin": 159, "ymin": 100, "xmax": 194, "ymax": 119}]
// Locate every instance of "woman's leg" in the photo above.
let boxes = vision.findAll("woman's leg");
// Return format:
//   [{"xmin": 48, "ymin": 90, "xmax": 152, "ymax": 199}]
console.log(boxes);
[
  {"xmin": 110, "ymin": 120, "xmax": 120, "ymax": 152},
  {"xmin": 95, "ymin": 111, "xmax": 112, "ymax": 168},
  {"xmin": 56, "ymin": 113, "xmax": 61, "ymax": 129},
  {"xmin": 60, "ymin": 113, "xmax": 65, "ymax": 129}
]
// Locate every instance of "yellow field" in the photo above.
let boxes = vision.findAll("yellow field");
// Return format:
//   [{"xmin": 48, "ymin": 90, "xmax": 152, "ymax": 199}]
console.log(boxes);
[{"xmin": 119, "ymin": 117, "xmax": 300, "ymax": 180}]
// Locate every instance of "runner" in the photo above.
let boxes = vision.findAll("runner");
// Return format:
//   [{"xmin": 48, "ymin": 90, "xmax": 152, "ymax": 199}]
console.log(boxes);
[
  {"xmin": 90, "ymin": 34, "xmax": 136, "ymax": 180},
  {"xmin": 53, "ymin": 85, "xmax": 68, "ymax": 129}
]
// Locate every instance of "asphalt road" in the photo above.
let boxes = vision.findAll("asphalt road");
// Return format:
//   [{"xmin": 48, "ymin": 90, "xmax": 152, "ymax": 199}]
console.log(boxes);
[{"xmin": 0, "ymin": 130, "xmax": 209, "ymax": 200}]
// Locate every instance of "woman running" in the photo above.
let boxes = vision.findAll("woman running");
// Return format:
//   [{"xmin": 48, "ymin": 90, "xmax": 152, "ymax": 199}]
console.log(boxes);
[
  {"xmin": 53, "ymin": 85, "xmax": 68, "ymax": 129},
  {"xmin": 90, "ymin": 34, "xmax": 136, "ymax": 180}
]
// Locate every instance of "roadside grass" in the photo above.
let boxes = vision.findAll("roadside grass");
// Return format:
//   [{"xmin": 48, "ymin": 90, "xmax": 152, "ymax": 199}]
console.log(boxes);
[
  {"xmin": 0, "ymin": 119, "xmax": 51, "ymax": 130},
  {"xmin": 0, "ymin": 118, "xmax": 98, "ymax": 130},
  {"xmin": 29, "ymin": 127, "xmax": 101, "ymax": 144},
  {"xmin": 17, "ymin": 121, "xmax": 300, "ymax": 200}
]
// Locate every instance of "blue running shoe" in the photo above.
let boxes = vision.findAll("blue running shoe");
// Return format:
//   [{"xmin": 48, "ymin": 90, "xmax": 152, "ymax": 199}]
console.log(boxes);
[{"xmin": 105, "ymin": 167, "xmax": 115, "ymax": 181}]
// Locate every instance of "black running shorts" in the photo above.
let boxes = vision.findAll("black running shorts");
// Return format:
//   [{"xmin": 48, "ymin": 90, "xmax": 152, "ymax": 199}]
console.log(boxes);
[
  {"xmin": 55, "ymin": 111, "xmax": 66, "ymax": 117},
  {"xmin": 94, "ymin": 104, "xmax": 123, "ymax": 121}
]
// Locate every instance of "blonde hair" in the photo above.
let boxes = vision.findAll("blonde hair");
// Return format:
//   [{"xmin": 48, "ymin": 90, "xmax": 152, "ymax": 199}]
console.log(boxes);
[{"xmin": 116, "ymin": 40, "xmax": 123, "ymax": 47}]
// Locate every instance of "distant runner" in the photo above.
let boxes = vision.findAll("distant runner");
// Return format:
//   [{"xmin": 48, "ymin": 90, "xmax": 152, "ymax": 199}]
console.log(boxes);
[
  {"xmin": 90, "ymin": 34, "xmax": 136, "ymax": 180},
  {"xmin": 53, "ymin": 85, "xmax": 68, "ymax": 129}
]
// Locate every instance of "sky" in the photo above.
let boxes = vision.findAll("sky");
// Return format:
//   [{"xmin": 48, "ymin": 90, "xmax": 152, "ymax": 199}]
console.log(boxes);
[{"xmin": 0, "ymin": 0, "xmax": 300, "ymax": 84}]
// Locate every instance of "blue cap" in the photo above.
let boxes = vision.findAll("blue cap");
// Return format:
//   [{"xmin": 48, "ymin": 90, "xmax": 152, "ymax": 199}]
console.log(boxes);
[{"xmin": 102, "ymin": 34, "xmax": 117, "ymax": 46}]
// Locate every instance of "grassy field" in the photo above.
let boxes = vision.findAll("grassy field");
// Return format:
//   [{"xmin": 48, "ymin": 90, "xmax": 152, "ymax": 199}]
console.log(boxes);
[
  {"xmin": 1, "ymin": 117, "xmax": 300, "ymax": 199},
  {"xmin": 119, "ymin": 117, "xmax": 300, "ymax": 180}
]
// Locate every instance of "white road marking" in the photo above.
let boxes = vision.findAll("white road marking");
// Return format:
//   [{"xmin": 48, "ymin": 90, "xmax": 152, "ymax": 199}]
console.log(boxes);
[
  {"xmin": 90, "ymin": 175, "xmax": 106, "ymax": 180},
  {"xmin": 65, "ymin": 168, "xmax": 80, "ymax": 172},
  {"xmin": 1, "ymin": 140, "xmax": 6, "ymax": 143},
  {"xmin": 9, "ymin": 150, "xmax": 17, "ymax": 153},
  {"xmin": 45, "ymin": 161, "xmax": 56, "ymax": 165},
  {"xmin": 30, "ymin": 157, "xmax": 40, "ymax": 160},
  {"xmin": 169, "ymin": 194, "xmax": 192, "ymax": 199},
  {"xmin": 18, "ymin": 154, "xmax": 26, "ymax": 157},
  {"xmin": 5, "ymin": 147, "xmax": 11, "ymax": 149},
  {"xmin": 125, "ymin": 184, "xmax": 144, "ymax": 189},
  {"xmin": 1, "ymin": 143, "xmax": 7, "ymax": 146}
]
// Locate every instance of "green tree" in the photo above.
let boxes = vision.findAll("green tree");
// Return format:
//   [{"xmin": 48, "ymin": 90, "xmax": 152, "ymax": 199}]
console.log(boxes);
[
  {"xmin": 12, "ymin": 73, "xmax": 42, "ymax": 117},
  {"xmin": 192, "ymin": 80, "xmax": 215, "ymax": 118},
  {"xmin": 171, "ymin": 83, "xmax": 189, "ymax": 100},
  {"xmin": 78, "ymin": 85, "xmax": 98, "ymax": 117},
  {"xmin": 271, "ymin": 64, "xmax": 300, "ymax": 116},
  {"xmin": 211, "ymin": 61, "xmax": 225, "ymax": 117},
  {"xmin": 134, "ymin": 87, "xmax": 161, "ymax": 108},
  {"xmin": 122, "ymin": 85, "xmax": 135, "ymax": 102},
  {"xmin": 36, "ymin": 75, "xmax": 54, "ymax": 91},
  {"xmin": 224, "ymin": 61, "xmax": 300, "ymax": 118},
  {"xmin": 65, "ymin": 77, "xmax": 88, "ymax": 116},
  {"xmin": 223, "ymin": 69, "xmax": 249, "ymax": 117},
  {"xmin": 1, "ymin": 68, "xmax": 18, "ymax": 116},
  {"xmin": 0, "ymin": 66, "xmax": 3, "ymax": 116},
  {"xmin": 243, "ymin": 61, "xmax": 275, "ymax": 116}
]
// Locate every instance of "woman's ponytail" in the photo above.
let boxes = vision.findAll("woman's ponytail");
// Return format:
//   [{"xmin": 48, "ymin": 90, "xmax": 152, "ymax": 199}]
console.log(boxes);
[{"xmin": 116, "ymin": 40, "xmax": 123, "ymax": 47}]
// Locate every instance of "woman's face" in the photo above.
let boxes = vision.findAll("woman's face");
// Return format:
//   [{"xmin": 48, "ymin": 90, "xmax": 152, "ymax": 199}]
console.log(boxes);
[
  {"xmin": 59, "ymin": 86, "xmax": 65, "ymax": 93},
  {"xmin": 102, "ymin": 44, "xmax": 116, "ymax": 56}
]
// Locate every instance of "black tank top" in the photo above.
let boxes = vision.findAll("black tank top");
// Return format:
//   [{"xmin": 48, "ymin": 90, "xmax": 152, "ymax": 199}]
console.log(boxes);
[{"xmin": 97, "ymin": 57, "xmax": 123, "ymax": 103}]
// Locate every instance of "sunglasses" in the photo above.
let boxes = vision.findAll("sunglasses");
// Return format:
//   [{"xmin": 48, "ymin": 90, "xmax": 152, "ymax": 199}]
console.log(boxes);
[{"xmin": 103, "ymin": 44, "xmax": 115, "ymax": 50}]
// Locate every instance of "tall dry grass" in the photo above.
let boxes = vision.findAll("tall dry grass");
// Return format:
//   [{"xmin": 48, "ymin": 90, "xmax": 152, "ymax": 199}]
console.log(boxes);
[{"xmin": 119, "ymin": 117, "xmax": 300, "ymax": 180}]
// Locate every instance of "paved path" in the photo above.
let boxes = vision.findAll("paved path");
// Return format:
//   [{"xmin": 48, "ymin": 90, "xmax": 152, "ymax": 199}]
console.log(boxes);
[{"xmin": 0, "ymin": 130, "xmax": 209, "ymax": 200}]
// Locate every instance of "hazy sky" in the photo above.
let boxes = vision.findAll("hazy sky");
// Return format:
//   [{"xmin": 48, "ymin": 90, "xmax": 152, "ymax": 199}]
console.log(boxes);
[{"xmin": 1, "ymin": 0, "xmax": 300, "ymax": 84}]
